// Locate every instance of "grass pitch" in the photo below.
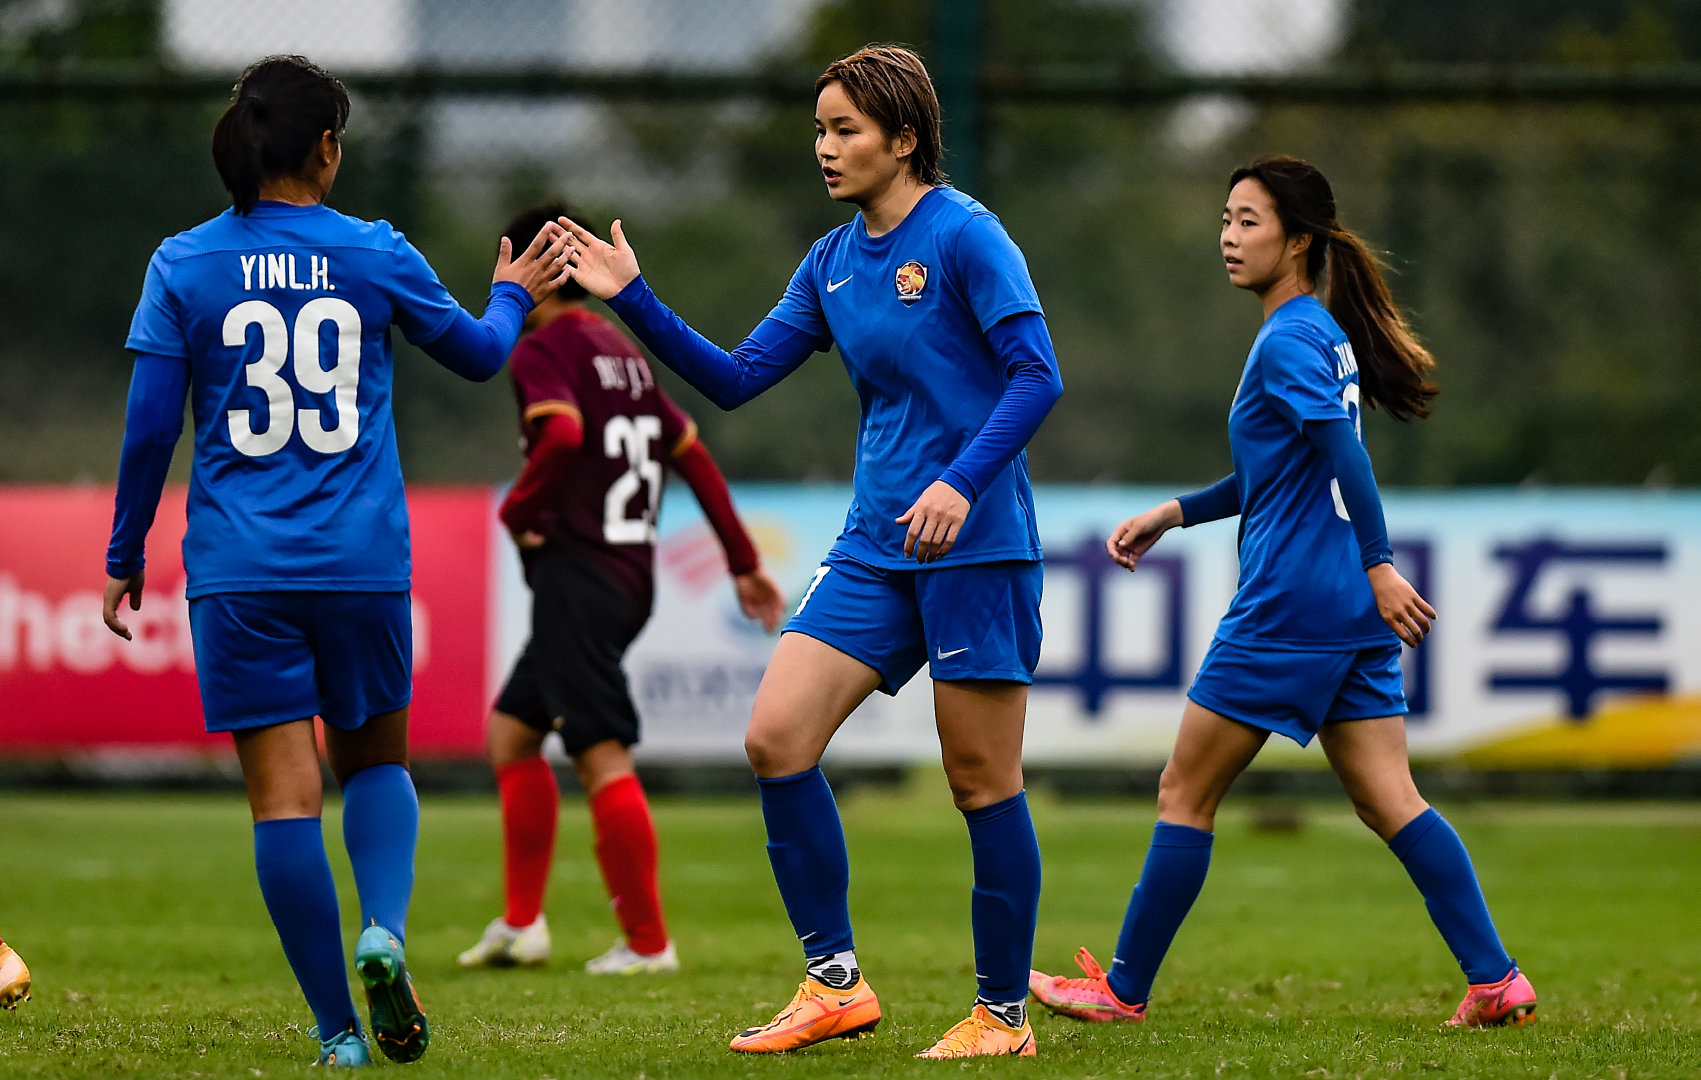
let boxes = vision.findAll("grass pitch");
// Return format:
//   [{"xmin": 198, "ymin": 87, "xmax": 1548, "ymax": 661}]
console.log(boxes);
[{"xmin": 2, "ymin": 783, "xmax": 1698, "ymax": 1078}]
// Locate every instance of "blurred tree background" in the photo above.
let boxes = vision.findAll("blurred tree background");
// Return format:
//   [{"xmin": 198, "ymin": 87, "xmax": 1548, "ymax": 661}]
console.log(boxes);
[{"xmin": 4, "ymin": 0, "xmax": 1701, "ymax": 488}]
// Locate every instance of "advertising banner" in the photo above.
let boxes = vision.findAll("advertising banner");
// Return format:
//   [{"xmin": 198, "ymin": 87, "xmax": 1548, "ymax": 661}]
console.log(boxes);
[
  {"xmin": 7, "ymin": 484, "xmax": 1701, "ymax": 768},
  {"xmin": 518, "ymin": 485, "xmax": 1701, "ymax": 768},
  {"xmin": 0, "ymin": 486, "xmax": 491, "ymax": 756}
]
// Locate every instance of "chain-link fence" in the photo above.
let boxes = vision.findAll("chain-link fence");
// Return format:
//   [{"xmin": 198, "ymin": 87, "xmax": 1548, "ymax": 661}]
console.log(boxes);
[{"xmin": 6, "ymin": 0, "xmax": 1701, "ymax": 487}]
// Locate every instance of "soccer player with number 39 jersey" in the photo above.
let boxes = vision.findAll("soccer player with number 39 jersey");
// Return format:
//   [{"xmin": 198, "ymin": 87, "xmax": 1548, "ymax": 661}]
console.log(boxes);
[
  {"xmin": 457, "ymin": 204, "xmax": 786, "ymax": 977},
  {"xmin": 564, "ymin": 46, "xmax": 1063, "ymax": 1059},
  {"xmin": 100, "ymin": 56, "xmax": 571, "ymax": 1068},
  {"xmin": 1030, "ymin": 156, "xmax": 1536, "ymax": 1031}
]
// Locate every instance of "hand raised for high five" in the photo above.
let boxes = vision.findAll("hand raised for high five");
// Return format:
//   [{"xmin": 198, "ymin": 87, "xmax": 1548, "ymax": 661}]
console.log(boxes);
[
  {"xmin": 494, "ymin": 221, "xmax": 574, "ymax": 304},
  {"xmin": 558, "ymin": 217, "xmax": 641, "ymax": 300}
]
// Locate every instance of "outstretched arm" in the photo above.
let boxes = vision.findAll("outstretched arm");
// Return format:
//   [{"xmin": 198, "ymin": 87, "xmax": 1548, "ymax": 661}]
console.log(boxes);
[
  {"xmin": 413, "ymin": 224, "xmax": 573, "ymax": 382},
  {"xmin": 562, "ymin": 217, "xmax": 822, "ymax": 409},
  {"xmin": 104, "ymin": 352, "xmax": 189, "ymax": 639},
  {"xmin": 606, "ymin": 279, "xmax": 819, "ymax": 410}
]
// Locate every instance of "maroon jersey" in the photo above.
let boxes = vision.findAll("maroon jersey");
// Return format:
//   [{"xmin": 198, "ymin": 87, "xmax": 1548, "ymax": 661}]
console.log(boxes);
[{"xmin": 509, "ymin": 308, "xmax": 697, "ymax": 608}]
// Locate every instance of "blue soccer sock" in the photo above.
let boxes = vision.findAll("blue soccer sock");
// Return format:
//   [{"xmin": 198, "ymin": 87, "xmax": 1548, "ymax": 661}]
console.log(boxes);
[
  {"xmin": 340, "ymin": 763, "xmax": 419, "ymax": 944},
  {"xmin": 253, "ymin": 817, "xmax": 360, "ymax": 1037},
  {"xmin": 757, "ymin": 767, "xmax": 854, "ymax": 961},
  {"xmin": 964, "ymin": 791, "xmax": 1041, "ymax": 1006},
  {"xmin": 1388, "ymin": 808, "xmax": 1515, "ymax": 984},
  {"xmin": 1106, "ymin": 821, "xmax": 1213, "ymax": 1007}
]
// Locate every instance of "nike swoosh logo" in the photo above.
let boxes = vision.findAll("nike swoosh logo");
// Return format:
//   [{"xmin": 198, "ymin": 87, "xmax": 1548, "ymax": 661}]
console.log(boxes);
[
  {"xmin": 936, "ymin": 647, "xmax": 970, "ymax": 659},
  {"xmin": 826, "ymin": 275, "xmax": 853, "ymax": 292}
]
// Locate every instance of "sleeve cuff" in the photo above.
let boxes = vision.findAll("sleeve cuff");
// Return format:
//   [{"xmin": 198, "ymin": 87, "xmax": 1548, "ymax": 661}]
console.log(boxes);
[
  {"xmin": 608, "ymin": 274, "xmax": 650, "ymax": 310},
  {"xmin": 107, "ymin": 555, "xmax": 144, "ymax": 580},
  {"xmin": 938, "ymin": 469, "xmax": 979, "ymax": 504}
]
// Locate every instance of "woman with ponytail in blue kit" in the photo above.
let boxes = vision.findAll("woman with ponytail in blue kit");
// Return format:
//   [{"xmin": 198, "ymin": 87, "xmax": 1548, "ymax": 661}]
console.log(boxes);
[
  {"xmin": 101, "ymin": 55, "xmax": 570, "ymax": 1067},
  {"xmin": 1030, "ymin": 156, "xmax": 1536, "ymax": 1031}
]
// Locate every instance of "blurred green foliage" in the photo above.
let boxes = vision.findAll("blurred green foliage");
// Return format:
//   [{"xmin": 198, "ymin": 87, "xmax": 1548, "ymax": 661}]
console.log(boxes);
[{"xmin": 4, "ymin": 0, "xmax": 1701, "ymax": 490}]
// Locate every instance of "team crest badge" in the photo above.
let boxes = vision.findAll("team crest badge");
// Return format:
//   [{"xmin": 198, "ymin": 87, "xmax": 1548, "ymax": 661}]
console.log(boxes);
[{"xmin": 895, "ymin": 260, "xmax": 928, "ymax": 302}]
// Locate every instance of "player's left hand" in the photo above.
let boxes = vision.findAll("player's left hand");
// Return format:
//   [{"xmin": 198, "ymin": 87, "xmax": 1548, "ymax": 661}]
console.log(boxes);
[
  {"xmin": 897, "ymin": 481, "xmax": 971, "ymax": 564},
  {"xmin": 494, "ymin": 221, "xmax": 573, "ymax": 303},
  {"xmin": 1367, "ymin": 561, "xmax": 1437, "ymax": 647},
  {"xmin": 511, "ymin": 529, "xmax": 546, "ymax": 551},
  {"xmin": 102, "ymin": 570, "xmax": 145, "ymax": 641},
  {"xmin": 734, "ymin": 567, "xmax": 788, "ymax": 632}
]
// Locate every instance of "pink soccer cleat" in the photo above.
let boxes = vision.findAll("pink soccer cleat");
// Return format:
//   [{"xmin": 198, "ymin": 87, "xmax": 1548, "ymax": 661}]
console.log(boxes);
[
  {"xmin": 1446, "ymin": 967, "xmax": 1537, "ymax": 1027},
  {"xmin": 1028, "ymin": 947, "xmax": 1146, "ymax": 1023}
]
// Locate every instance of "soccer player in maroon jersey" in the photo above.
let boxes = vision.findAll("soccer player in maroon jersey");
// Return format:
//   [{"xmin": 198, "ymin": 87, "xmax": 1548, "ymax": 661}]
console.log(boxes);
[{"xmin": 458, "ymin": 204, "xmax": 788, "ymax": 975}]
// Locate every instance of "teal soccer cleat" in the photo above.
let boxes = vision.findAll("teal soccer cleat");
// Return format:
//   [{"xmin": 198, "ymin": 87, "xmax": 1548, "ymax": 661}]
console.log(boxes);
[
  {"xmin": 353, "ymin": 924, "xmax": 430, "ymax": 1063},
  {"xmin": 311, "ymin": 1023, "xmax": 370, "ymax": 1067}
]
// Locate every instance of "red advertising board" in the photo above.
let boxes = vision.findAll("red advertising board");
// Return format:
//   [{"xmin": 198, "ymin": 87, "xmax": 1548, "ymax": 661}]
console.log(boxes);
[{"xmin": 0, "ymin": 486, "xmax": 492, "ymax": 757}]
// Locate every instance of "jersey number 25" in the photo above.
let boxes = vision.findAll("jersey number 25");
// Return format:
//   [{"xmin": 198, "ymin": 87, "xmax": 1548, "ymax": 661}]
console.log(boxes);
[
  {"xmin": 224, "ymin": 298, "xmax": 362, "ymax": 458},
  {"xmin": 603, "ymin": 415, "xmax": 662, "ymax": 544}
]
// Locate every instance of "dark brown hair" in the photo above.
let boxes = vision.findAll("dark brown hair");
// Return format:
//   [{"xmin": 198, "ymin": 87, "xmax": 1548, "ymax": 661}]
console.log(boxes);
[
  {"xmin": 1229, "ymin": 155, "xmax": 1438, "ymax": 421},
  {"xmin": 503, "ymin": 200, "xmax": 594, "ymax": 301},
  {"xmin": 815, "ymin": 45, "xmax": 946, "ymax": 187},
  {"xmin": 212, "ymin": 55, "xmax": 349, "ymax": 216}
]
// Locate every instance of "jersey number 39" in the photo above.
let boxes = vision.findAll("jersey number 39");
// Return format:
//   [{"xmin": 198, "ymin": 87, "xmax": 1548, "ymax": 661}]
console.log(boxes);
[{"xmin": 224, "ymin": 298, "xmax": 362, "ymax": 457}]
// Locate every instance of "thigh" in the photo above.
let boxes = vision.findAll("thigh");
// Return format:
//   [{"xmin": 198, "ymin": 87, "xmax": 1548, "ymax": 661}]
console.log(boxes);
[
  {"xmin": 310, "ymin": 592, "xmax": 413, "ymax": 730},
  {"xmin": 1317, "ymin": 715, "xmax": 1427, "ymax": 841},
  {"xmin": 784, "ymin": 551, "xmax": 928, "ymax": 694},
  {"xmin": 189, "ymin": 593, "xmax": 319, "ymax": 732},
  {"xmin": 934, "ymin": 679, "xmax": 1029, "ymax": 810},
  {"xmin": 527, "ymin": 553, "xmax": 647, "ymax": 756},
  {"xmin": 1187, "ymin": 639, "xmax": 1357, "ymax": 748},
  {"xmin": 916, "ymin": 560, "xmax": 1043, "ymax": 684},
  {"xmin": 233, "ymin": 718, "xmax": 324, "ymax": 821},
  {"xmin": 745, "ymin": 631, "xmax": 883, "ymax": 777},
  {"xmin": 1158, "ymin": 700, "xmax": 1271, "ymax": 829}
]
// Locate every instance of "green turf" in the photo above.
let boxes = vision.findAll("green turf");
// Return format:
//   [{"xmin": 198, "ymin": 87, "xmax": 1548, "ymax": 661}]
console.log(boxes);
[{"xmin": 2, "ymin": 784, "xmax": 1699, "ymax": 1078}]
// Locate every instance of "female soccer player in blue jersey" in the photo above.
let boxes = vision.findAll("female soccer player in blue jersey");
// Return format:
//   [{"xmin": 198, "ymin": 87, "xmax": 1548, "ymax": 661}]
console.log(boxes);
[
  {"xmin": 99, "ymin": 55, "xmax": 570, "ymax": 1068},
  {"xmin": 1029, "ymin": 156, "xmax": 1536, "ymax": 1029},
  {"xmin": 563, "ymin": 45, "xmax": 1062, "ymax": 1059}
]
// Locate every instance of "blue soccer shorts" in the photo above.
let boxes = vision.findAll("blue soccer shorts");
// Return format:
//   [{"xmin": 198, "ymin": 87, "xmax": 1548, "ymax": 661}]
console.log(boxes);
[
  {"xmin": 188, "ymin": 591, "xmax": 413, "ymax": 733},
  {"xmin": 1186, "ymin": 637, "xmax": 1407, "ymax": 746},
  {"xmin": 783, "ymin": 548, "xmax": 1043, "ymax": 694}
]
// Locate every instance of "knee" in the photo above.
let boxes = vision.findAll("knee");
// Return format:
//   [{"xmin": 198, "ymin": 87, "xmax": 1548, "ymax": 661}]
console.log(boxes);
[
  {"xmin": 1156, "ymin": 761, "xmax": 1215, "ymax": 830},
  {"xmin": 1345, "ymin": 787, "xmax": 1426, "ymax": 843},
  {"xmin": 744, "ymin": 714, "xmax": 807, "ymax": 778},
  {"xmin": 941, "ymin": 748, "xmax": 1017, "ymax": 813}
]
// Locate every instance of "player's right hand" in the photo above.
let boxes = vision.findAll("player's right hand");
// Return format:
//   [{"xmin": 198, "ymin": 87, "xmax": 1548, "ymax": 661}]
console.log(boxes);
[
  {"xmin": 494, "ymin": 221, "xmax": 574, "ymax": 303},
  {"xmin": 1106, "ymin": 499, "xmax": 1183, "ymax": 571},
  {"xmin": 560, "ymin": 217, "xmax": 641, "ymax": 300},
  {"xmin": 734, "ymin": 567, "xmax": 787, "ymax": 633},
  {"xmin": 1367, "ymin": 562, "xmax": 1436, "ymax": 647},
  {"xmin": 102, "ymin": 571, "xmax": 145, "ymax": 641}
]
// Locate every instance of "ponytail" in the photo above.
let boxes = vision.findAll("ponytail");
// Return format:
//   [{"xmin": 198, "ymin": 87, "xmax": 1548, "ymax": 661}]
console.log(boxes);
[
  {"xmin": 212, "ymin": 55, "xmax": 349, "ymax": 216},
  {"xmin": 1229, "ymin": 155, "xmax": 1438, "ymax": 421},
  {"xmin": 1324, "ymin": 226, "xmax": 1437, "ymax": 421}
]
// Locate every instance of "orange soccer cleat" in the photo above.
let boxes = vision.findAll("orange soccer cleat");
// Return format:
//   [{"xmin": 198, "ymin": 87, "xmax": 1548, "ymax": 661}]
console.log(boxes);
[
  {"xmin": 729, "ymin": 974, "xmax": 881, "ymax": 1053},
  {"xmin": 916, "ymin": 1003, "xmax": 1036, "ymax": 1059},
  {"xmin": 1028, "ymin": 947, "xmax": 1147, "ymax": 1023},
  {"xmin": 1446, "ymin": 967, "xmax": 1538, "ymax": 1027},
  {"xmin": 0, "ymin": 940, "xmax": 30, "ymax": 1009}
]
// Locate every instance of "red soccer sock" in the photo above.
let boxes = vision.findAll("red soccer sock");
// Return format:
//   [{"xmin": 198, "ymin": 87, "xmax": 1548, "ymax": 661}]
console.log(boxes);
[
  {"xmin": 496, "ymin": 756, "xmax": 559, "ymax": 928},
  {"xmin": 589, "ymin": 773, "xmax": 669, "ymax": 955}
]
